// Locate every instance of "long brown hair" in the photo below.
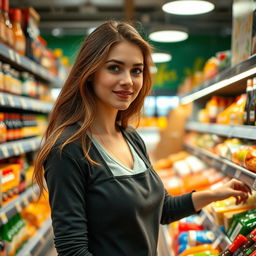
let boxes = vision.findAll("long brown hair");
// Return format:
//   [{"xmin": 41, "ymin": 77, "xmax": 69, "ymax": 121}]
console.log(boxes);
[{"xmin": 33, "ymin": 20, "xmax": 153, "ymax": 195}]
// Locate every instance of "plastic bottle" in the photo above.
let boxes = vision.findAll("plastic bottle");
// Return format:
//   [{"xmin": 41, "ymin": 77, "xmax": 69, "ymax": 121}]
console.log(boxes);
[
  {"xmin": 0, "ymin": 113, "xmax": 7, "ymax": 143},
  {"xmin": 9, "ymin": 9, "xmax": 26, "ymax": 55},
  {"xmin": 2, "ymin": 0, "xmax": 14, "ymax": 48},
  {"xmin": 0, "ymin": 0, "xmax": 7, "ymax": 44}
]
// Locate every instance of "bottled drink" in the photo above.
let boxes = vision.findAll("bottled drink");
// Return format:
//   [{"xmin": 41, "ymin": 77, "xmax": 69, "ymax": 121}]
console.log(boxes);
[
  {"xmin": 2, "ymin": 0, "xmax": 14, "ymax": 48},
  {"xmin": 244, "ymin": 79, "xmax": 253, "ymax": 125},
  {"xmin": 9, "ymin": 9, "xmax": 26, "ymax": 55}
]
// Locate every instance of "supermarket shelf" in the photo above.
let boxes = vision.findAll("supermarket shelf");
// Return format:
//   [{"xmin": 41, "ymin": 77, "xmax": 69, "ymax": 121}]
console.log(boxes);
[
  {"xmin": 186, "ymin": 121, "xmax": 256, "ymax": 140},
  {"xmin": 184, "ymin": 143, "xmax": 256, "ymax": 190},
  {"xmin": 16, "ymin": 217, "xmax": 53, "ymax": 256},
  {"xmin": 0, "ymin": 186, "xmax": 39, "ymax": 226},
  {"xmin": 0, "ymin": 43, "xmax": 63, "ymax": 88},
  {"xmin": 0, "ymin": 92, "xmax": 53, "ymax": 113},
  {"xmin": 180, "ymin": 54, "xmax": 256, "ymax": 104},
  {"xmin": 0, "ymin": 136, "xmax": 42, "ymax": 160},
  {"xmin": 200, "ymin": 209, "xmax": 231, "ymax": 250}
]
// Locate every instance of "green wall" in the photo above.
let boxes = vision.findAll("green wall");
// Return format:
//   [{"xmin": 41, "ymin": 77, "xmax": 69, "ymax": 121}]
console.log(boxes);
[{"xmin": 43, "ymin": 34, "xmax": 231, "ymax": 94}]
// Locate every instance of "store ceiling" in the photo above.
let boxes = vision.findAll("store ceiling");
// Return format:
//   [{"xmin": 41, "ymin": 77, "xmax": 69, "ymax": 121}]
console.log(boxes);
[{"xmin": 11, "ymin": 0, "xmax": 233, "ymax": 36}]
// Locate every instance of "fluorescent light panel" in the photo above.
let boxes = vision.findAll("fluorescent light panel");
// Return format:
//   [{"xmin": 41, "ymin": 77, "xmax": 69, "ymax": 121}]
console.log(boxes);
[
  {"xmin": 152, "ymin": 53, "xmax": 172, "ymax": 63},
  {"xmin": 162, "ymin": 0, "xmax": 215, "ymax": 15},
  {"xmin": 149, "ymin": 30, "xmax": 188, "ymax": 43}
]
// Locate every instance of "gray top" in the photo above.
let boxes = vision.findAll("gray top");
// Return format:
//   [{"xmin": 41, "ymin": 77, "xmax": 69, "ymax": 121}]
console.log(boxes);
[{"xmin": 91, "ymin": 135, "xmax": 147, "ymax": 176}]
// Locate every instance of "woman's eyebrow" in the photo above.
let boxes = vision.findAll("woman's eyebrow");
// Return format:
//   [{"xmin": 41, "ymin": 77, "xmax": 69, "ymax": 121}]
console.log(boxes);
[{"xmin": 105, "ymin": 59, "xmax": 144, "ymax": 66}]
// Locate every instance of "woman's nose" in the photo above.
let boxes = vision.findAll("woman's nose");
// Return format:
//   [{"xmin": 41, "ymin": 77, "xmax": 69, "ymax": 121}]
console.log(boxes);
[{"xmin": 120, "ymin": 71, "xmax": 133, "ymax": 86}]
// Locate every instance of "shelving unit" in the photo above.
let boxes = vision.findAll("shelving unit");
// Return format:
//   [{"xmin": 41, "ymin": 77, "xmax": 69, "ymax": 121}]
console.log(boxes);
[
  {"xmin": 0, "ymin": 186, "xmax": 39, "ymax": 226},
  {"xmin": 16, "ymin": 217, "xmax": 53, "ymax": 256},
  {"xmin": 0, "ymin": 43, "xmax": 63, "ymax": 88},
  {"xmin": 199, "ymin": 209, "xmax": 231, "ymax": 250},
  {"xmin": 180, "ymin": 54, "xmax": 256, "ymax": 104},
  {"xmin": 186, "ymin": 121, "xmax": 256, "ymax": 140},
  {"xmin": 185, "ymin": 143, "xmax": 256, "ymax": 190},
  {"xmin": 0, "ymin": 92, "xmax": 53, "ymax": 113},
  {"xmin": 0, "ymin": 136, "xmax": 42, "ymax": 159}
]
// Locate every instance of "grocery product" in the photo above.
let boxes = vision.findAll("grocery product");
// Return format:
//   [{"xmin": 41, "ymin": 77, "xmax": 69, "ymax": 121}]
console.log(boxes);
[
  {"xmin": 2, "ymin": 0, "xmax": 14, "ymax": 48},
  {"xmin": 244, "ymin": 79, "xmax": 253, "ymax": 125},
  {"xmin": 227, "ymin": 209, "xmax": 256, "ymax": 241},
  {"xmin": 218, "ymin": 234, "xmax": 247, "ymax": 256},
  {"xmin": 9, "ymin": 9, "xmax": 25, "ymax": 55},
  {"xmin": 216, "ymin": 95, "xmax": 246, "ymax": 125},
  {"xmin": 211, "ymin": 196, "xmax": 256, "ymax": 226},
  {"xmin": 232, "ymin": 146, "xmax": 256, "ymax": 172}
]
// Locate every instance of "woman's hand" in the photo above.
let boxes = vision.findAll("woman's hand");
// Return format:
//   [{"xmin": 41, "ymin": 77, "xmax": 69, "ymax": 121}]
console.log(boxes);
[
  {"xmin": 192, "ymin": 179, "xmax": 252, "ymax": 212},
  {"xmin": 211, "ymin": 179, "xmax": 252, "ymax": 205}
]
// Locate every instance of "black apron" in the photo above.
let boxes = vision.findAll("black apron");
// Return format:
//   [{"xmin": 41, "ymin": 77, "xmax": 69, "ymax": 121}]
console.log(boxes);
[{"xmin": 85, "ymin": 130, "xmax": 165, "ymax": 256}]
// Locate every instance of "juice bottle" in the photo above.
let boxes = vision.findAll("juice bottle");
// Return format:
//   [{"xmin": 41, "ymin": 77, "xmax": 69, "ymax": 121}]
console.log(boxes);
[
  {"xmin": 0, "ymin": 113, "xmax": 7, "ymax": 143},
  {"xmin": 2, "ymin": 0, "xmax": 14, "ymax": 48},
  {"xmin": 0, "ymin": 1, "xmax": 7, "ymax": 45},
  {"xmin": 9, "ymin": 9, "xmax": 25, "ymax": 55}
]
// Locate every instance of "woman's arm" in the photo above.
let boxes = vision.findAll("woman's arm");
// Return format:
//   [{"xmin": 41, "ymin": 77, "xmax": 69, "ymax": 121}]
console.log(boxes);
[
  {"xmin": 44, "ymin": 148, "xmax": 93, "ymax": 256},
  {"xmin": 192, "ymin": 179, "xmax": 252, "ymax": 212}
]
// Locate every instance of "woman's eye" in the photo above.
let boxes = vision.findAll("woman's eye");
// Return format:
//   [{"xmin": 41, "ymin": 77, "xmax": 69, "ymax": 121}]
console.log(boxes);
[
  {"xmin": 132, "ymin": 68, "xmax": 143, "ymax": 75},
  {"xmin": 107, "ymin": 65, "xmax": 120, "ymax": 72}
]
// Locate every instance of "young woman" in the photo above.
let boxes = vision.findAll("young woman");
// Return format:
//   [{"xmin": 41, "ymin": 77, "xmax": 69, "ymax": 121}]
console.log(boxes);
[{"xmin": 34, "ymin": 21, "xmax": 251, "ymax": 256}]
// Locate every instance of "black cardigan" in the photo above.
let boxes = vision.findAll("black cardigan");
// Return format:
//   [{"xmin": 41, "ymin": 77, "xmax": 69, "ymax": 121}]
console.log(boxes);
[{"xmin": 44, "ymin": 124, "xmax": 198, "ymax": 256}]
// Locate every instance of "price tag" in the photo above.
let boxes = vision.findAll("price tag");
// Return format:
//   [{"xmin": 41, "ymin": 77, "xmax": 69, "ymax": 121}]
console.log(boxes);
[
  {"xmin": 13, "ymin": 145, "xmax": 19, "ymax": 155},
  {"xmin": 8, "ymin": 49, "xmax": 15, "ymax": 61},
  {"xmin": 16, "ymin": 202, "xmax": 22, "ymax": 212},
  {"xmin": 0, "ymin": 213, "xmax": 8, "ymax": 224},
  {"xmin": 1, "ymin": 146, "xmax": 9, "ymax": 158},
  {"xmin": 7, "ymin": 95, "xmax": 15, "ymax": 107},
  {"xmin": 234, "ymin": 169, "xmax": 242, "ymax": 179},
  {"xmin": 221, "ymin": 163, "xmax": 227, "ymax": 172},
  {"xmin": 18, "ymin": 144, "xmax": 24, "ymax": 153},
  {"xmin": 30, "ymin": 141, "xmax": 36, "ymax": 150},
  {"xmin": 15, "ymin": 53, "xmax": 21, "ymax": 64},
  {"xmin": 20, "ymin": 98, "xmax": 27, "ymax": 109},
  {"xmin": 23, "ymin": 197, "xmax": 29, "ymax": 206},
  {"xmin": 31, "ymin": 62, "xmax": 36, "ymax": 73},
  {"xmin": 0, "ymin": 94, "xmax": 4, "ymax": 105}
]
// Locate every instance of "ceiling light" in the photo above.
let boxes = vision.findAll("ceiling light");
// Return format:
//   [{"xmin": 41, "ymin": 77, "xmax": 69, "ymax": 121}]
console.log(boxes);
[
  {"xmin": 162, "ymin": 0, "xmax": 215, "ymax": 15},
  {"xmin": 152, "ymin": 53, "xmax": 172, "ymax": 63},
  {"xmin": 149, "ymin": 30, "xmax": 188, "ymax": 43}
]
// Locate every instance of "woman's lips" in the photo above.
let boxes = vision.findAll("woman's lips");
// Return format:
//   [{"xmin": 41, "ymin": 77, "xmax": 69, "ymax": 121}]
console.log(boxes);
[{"xmin": 113, "ymin": 90, "xmax": 133, "ymax": 99}]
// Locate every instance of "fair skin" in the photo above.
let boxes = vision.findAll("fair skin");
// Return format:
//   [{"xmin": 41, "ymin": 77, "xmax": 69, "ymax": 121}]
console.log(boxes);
[{"xmin": 89, "ymin": 40, "xmax": 252, "ymax": 211}]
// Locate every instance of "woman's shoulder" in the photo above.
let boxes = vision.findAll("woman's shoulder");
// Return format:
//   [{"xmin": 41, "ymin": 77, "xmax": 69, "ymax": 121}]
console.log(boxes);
[{"xmin": 51, "ymin": 123, "xmax": 88, "ymax": 159}]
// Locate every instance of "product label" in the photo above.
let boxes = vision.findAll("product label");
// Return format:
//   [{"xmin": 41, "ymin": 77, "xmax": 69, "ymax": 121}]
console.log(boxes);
[{"xmin": 230, "ymin": 222, "xmax": 243, "ymax": 241}]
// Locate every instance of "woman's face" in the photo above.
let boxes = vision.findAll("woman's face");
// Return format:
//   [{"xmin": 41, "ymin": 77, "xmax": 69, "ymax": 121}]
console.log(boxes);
[{"xmin": 92, "ymin": 40, "xmax": 144, "ymax": 112}]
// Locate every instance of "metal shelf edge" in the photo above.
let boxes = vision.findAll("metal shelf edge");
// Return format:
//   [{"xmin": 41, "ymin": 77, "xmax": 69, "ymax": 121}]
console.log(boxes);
[
  {"xmin": 16, "ymin": 217, "xmax": 52, "ymax": 256},
  {"xmin": 186, "ymin": 122, "xmax": 256, "ymax": 140}
]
